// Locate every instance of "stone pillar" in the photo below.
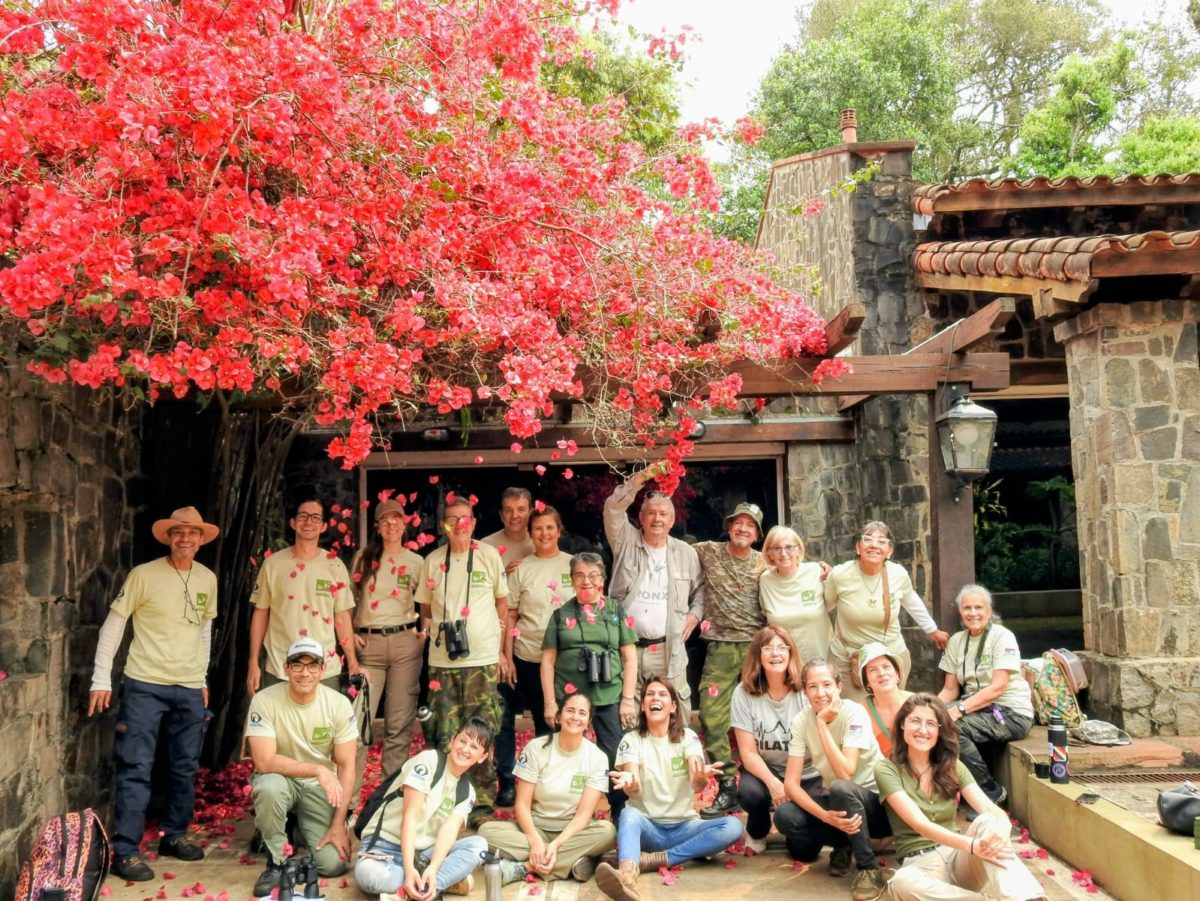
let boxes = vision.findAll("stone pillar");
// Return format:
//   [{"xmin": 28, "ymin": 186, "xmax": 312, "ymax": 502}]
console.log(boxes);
[{"xmin": 1055, "ymin": 300, "xmax": 1200, "ymax": 736}]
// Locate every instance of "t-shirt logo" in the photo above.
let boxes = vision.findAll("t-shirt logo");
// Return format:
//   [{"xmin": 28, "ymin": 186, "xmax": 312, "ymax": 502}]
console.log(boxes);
[
  {"xmin": 437, "ymin": 797, "xmax": 454, "ymax": 815},
  {"xmin": 470, "ymin": 571, "xmax": 488, "ymax": 585},
  {"xmin": 397, "ymin": 575, "xmax": 411, "ymax": 587},
  {"xmin": 670, "ymin": 755, "xmax": 686, "ymax": 776},
  {"xmin": 570, "ymin": 773, "xmax": 586, "ymax": 793},
  {"xmin": 847, "ymin": 723, "xmax": 863, "ymax": 739},
  {"xmin": 312, "ymin": 726, "xmax": 332, "ymax": 743},
  {"xmin": 800, "ymin": 589, "xmax": 817, "ymax": 605},
  {"xmin": 316, "ymin": 579, "xmax": 332, "ymax": 596},
  {"xmin": 249, "ymin": 711, "xmax": 263, "ymax": 726},
  {"xmin": 194, "ymin": 592, "xmax": 210, "ymax": 610}
]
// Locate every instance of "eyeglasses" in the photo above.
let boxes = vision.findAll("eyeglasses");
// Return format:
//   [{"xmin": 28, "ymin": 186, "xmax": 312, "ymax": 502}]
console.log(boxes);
[
  {"xmin": 294, "ymin": 512, "xmax": 324, "ymax": 523},
  {"xmin": 443, "ymin": 515, "xmax": 473, "ymax": 525},
  {"xmin": 859, "ymin": 535, "xmax": 891, "ymax": 547},
  {"xmin": 904, "ymin": 716, "xmax": 940, "ymax": 732},
  {"xmin": 571, "ymin": 572, "xmax": 605, "ymax": 583},
  {"xmin": 287, "ymin": 661, "xmax": 324, "ymax": 674},
  {"xmin": 769, "ymin": 545, "xmax": 800, "ymax": 555},
  {"xmin": 378, "ymin": 515, "xmax": 405, "ymax": 526},
  {"xmin": 761, "ymin": 645, "xmax": 791, "ymax": 656}
]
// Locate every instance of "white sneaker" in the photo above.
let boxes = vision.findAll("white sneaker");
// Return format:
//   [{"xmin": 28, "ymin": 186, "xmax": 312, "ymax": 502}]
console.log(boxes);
[{"xmin": 745, "ymin": 835, "xmax": 767, "ymax": 854}]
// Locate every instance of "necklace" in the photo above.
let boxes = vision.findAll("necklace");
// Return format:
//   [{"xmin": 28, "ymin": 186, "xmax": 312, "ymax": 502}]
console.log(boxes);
[
  {"xmin": 721, "ymin": 545, "xmax": 756, "ymax": 591},
  {"xmin": 859, "ymin": 565, "xmax": 883, "ymax": 607},
  {"xmin": 168, "ymin": 558, "xmax": 198, "ymax": 624}
]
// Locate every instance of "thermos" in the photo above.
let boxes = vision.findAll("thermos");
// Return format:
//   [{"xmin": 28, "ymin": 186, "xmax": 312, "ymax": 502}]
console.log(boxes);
[
  {"xmin": 1048, "ymin": 712, "xmax": 1070, "ymax": 784},
  {"xmin": 483, "ymin": 851, "xmax": 502, "ymax": 901}
]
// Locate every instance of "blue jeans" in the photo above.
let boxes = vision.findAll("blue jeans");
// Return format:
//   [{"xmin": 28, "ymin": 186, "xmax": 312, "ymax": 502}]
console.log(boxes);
[
  {"xmin": 112, "ymin": 678, "xmax": 208, "ymax": 859},
  {"xmin": 354, "ymin": 835, "xmax": 487, "ymax": 895},
  {"xmin": 616, "ymin": 807, "xmax": 742, "ymax": 866}
]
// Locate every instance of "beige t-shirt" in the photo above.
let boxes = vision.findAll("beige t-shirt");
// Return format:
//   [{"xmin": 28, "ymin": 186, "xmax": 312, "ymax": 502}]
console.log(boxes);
[
  {"xmin": 824, "ymin": 560, "xmax": 913, "ymax": 658},
  {"xmin": 615, "ymin": 728, "xmax": 705, "ymax": 824},
  {"xmin": 251, "ymin": 548, "xmax": 355, "ymax": 679},
  {"xmin": 788, "ymin": 700, "xmax": 881, "ymax": 790},
  {"xmin": 759, "ymin": 565, "xmax": 832, "ymax": 665},
  {"xmin": 353, "ymin": 548, "xmax": 424, "ymax": 628},
  {"xmin": 365, "ymin": 749, "xmax": 476, "ymax": 850},
  {"xmin": 514, "ymin": 734, "xmax": 610, "ymax": 830},
  {"xmin": 481, "ymin": 530, "xmax": 535, "ymax": 568},
  {"xmin": 416, "ymin": 542, "xmax": 508, "ymax": 668},
  {"xmin": 507, "ymin": 553, "xmax": 575, "ymax": 663},
  {"xmin": 938, "ymin": 624, "xmax": 1034, "ymax": 718},
  {"xmin": 111, "ymin": 558, "xmax": 218, "ymax": 688},
  {"xmin": 245, "ymin": 683, "xmax": 358, "ymax": 774}
]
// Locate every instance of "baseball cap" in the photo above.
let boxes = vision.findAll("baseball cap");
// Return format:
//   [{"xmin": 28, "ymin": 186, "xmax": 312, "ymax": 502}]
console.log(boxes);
[{"xmin": 285, "ymin": 636, "xmax": 326, "ymax": 663}]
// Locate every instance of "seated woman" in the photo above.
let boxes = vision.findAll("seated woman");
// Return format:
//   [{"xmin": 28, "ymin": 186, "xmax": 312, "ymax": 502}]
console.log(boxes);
[
  {"xmin": 595, "ymin": 678, "xmax": 742, "ymax": 901},
  {"xmin": 876, "ymin": 693, "xmax": 1047, "ymax": 901},
  {"xmin": 937, "ymin": 584, "xmax": 1034, "ymax": 805},
  {"xmin": 478, "ymin": 690, "xmax": 617, "ymax": 884},
  {"xmin": 773, "ymin": 659, "xmax": 889, "ymax": 901},
  {"xmin": 730, "ymin": 626, "xmax": 809, "ymax": 853},
  {"xmin": 858, "ymin": 642, "xmax": 912, "ymax": 758},
  {"xmin": 353, "ymin": 718, "xmax": 493, "ymax": 900}
]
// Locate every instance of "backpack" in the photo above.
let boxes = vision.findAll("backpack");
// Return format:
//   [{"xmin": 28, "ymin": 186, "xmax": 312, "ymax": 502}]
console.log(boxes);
[
  {"xmin": 353, "ymin": 750, "xmax": 471, "ymax": 842},
  {"xmin": 16, "ymin": 810, "xmax": 110, "ymax": 901},
  {"xmin": 1025, "ymin": 649, "xmax": 1087, "ymax": 729}
]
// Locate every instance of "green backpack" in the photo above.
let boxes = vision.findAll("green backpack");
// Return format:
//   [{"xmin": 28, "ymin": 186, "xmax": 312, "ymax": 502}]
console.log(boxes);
[{"xmin": 1025, "ymin": 649, "xmax": 1087, "ymax": 729}]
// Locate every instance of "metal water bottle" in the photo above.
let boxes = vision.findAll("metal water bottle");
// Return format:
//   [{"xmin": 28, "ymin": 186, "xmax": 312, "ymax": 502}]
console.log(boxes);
[
  {"xmin": 483, "ymin": 851, "xmax": 502, "ymax": 901},
  {"xmin": 1048, "ymin": 712, "xmax": 1070, "ymax": 784}
]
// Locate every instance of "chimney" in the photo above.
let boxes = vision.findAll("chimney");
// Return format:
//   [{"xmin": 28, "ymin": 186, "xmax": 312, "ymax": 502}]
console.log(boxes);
[{"xmin": 840, "ymin": 109, "xmax": 858, "ymax": 144}]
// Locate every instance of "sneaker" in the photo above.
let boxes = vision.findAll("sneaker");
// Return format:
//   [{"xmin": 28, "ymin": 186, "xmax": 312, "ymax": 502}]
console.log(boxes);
[
  {"xmin": 444, "ymin": 874, "xmax": 474, "ymax": 895},
  {"xmin": 158, "ymin": 836, "xmax": 205, "ymax": 861},
  {"xmin": 253, "ymin": 860, "xmax": 286, "ymax": 898},
  {"xmin": 112, "ymin": 855, "xmax": 155, "ymax": 882},
  {"xmin": 828, "ymin": 846, "xmax": 853, "ymax": 877},
  {"xmin": 499, "ymin": 859, "xmax": 527, "ymax": 885},
  {"xmin": 744, "ymin": 835, "xmax": 767, "ymax": 855},
  {"xmin": 850, "ymin": 866, "xmax": 887, "ymax": 901},
  {"xmin": 570, "ymin": 854, "xmax": 597, "ymax": 882}
]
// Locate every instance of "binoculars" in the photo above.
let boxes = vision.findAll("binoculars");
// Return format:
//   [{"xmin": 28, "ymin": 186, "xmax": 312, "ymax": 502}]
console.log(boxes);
[
  {"xmin": 578, "ymin": 647, "xmax": 613, "ymax": 684},
  {"xmin": 439, "ymin": 619, "xmax": 470, "ymax": 660}
]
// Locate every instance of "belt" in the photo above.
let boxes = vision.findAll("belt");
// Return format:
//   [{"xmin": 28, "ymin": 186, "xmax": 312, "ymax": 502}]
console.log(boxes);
[
  {"xmin": 357, "ymin": 623, "xmax": 417, "ymax": 635},
  {"xmin": 636, "ymin": 637, "xmax": 666, "ymax": 648},
  {"xmin": 901, "ymin": 844, "xmax": 942, "ymax": 864}
]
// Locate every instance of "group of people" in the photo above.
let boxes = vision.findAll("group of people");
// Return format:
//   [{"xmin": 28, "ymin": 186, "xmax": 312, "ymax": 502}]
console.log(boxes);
[{"xmin": 89, "ymin": 465, "xmax": 1045, "ymax": 901}]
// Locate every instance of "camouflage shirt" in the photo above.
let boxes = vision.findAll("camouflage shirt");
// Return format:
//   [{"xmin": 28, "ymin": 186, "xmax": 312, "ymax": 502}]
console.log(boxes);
[{"xmin": 693, "ymin": 541, "xmax": 764, "ymax": 642}]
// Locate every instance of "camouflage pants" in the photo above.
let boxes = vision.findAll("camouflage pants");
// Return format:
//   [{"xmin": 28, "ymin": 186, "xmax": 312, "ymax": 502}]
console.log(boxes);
[
  {"xmin": 427, "ymin": 664, "xmax": 501, "ymax": 808},
  {"xmin": 699, "ymin": 641, "xmax": 749, "ymax": 767}
]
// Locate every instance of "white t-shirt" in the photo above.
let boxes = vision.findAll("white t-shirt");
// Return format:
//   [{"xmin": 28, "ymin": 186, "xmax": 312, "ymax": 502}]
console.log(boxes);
[
  {"xmin": 364, "ymin": 749, "xmax": 476, "ymax": 850},
  {"xmin": 787, "ymin": 700, "xmax": 881, "ymax": 791},
  {"xmin": 514, "ymin": 734, "xmax": 610, "ymax": 830},
  {"xmin": 625, "ymin": 544, "xmax": 669, "ymax": 639},
  {"xmin": 616, "ymin": 727, "xmax": 705, "ymax": 824},
  {"xmin": 938, "ymin": 624, "xmax": 1034, "ymax": 718},
  {"xmin": 729, "ymin": 684, "xmax": 807, "ymax": 773}
]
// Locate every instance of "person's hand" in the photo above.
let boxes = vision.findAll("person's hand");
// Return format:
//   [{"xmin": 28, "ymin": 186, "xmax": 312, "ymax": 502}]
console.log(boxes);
[
  {"xmin": 818, "ymin": 561, "xmax": 832, "ymax": 581},
  {"xmin": 540, "ymin": 841, "xmax": 559, "ymax": 874},
  {"xmin": 354, "ymin": 634, "xmax": 368, "ymax": 650},
  {"xmin": 817, "ymin": 699, "xmax": 840, "ymax": 725},
  {"xmin": 682, "ymin": 613, "xmax": 700, "ymax": 642},
  {"xmin": 822, "ymin": 808, "xmax": 862, "ymax": 835},
  {"xmin": 88, "ymin": 690, "xmax": 112, "ymax": 717},
  {"xmin": 348, "ymin": 661, "xmax": 369, "ymax": 681},
  {"xmin": 526, "ymin": 835, "xmax": 550, "ymax": 873},
  {"xmin": 315, "ymin": 820, "xmax": 350, "ymax": 862},
  {"xmin": 619, "ymin": 696, "xmax": 638, "ymax": 730},
  {"xmin": 505, "ymin": 558, "xmax": 523, "ymax": 575},
  {"xmin": 498, "ymin": 655, "xmax": 516, "ymax": 687},
  {"xmin": 930, "ymin": 629, "xmax": 951, "ymax": 650},
  {"xmin": 543, "ymin": 701, "xmax": 559, "ymax": 728},
  {"xmin": 971, "ymin": 829, "xmax": 1014, "ymax": 863},
  {"xmin": 315, "ymin": 767, "xmax": 344, "ymax": 809},
  {"xmin": 201, "ymin": 687, "xmax": 209, "ymax": 708},
  {"xmin": 948, "ymin": 704, "xmax": 964, "ymax": 723},
  {"xmin": 609, "ymin": 770, "xmax": 636, "ymax": 792},
  {"xmin": 690, "ymin": 759, "xmax": 726, "ymax": 781},
  {"xmin": 405, "ymin": 867, "xmax": 433, "ymax": 901},
  {"xmin": 767, "ymin": 776, "xmax": 787, "ymax": 807},
  {"xmin": 246, "ymin": 663, "xmax": 261, "ymax": 697}
]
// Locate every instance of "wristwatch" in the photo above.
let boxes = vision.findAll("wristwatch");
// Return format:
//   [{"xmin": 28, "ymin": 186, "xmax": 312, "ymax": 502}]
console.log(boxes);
[{"xmin": 956, "ymin": 702, "xmax": 968, "ymax": 716}]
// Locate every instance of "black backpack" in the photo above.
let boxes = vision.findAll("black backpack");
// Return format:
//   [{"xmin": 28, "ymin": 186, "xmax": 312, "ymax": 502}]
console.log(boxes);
[{"xmin": 353, "ymin": 750, "xmax": 471, "ymax": 842}]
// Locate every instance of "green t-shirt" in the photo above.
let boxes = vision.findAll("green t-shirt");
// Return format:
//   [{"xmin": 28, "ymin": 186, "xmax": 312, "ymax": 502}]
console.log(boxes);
[
  {"xmin": 874, "ymin": 758, "xmax": 976, "ymax": 860},
  {"xmin": 542, "ymin": 598, "xmax": 636, "ymax": 706}
]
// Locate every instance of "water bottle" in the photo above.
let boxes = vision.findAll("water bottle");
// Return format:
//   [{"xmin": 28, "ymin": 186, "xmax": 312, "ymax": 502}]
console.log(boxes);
[
  {"xmin": 483, "ymin": 852, "xmax": 502, "ymax": 901},
  {"xmin": 1048, "ymin": 712, "xmax": 1069, "ymax": 784}
]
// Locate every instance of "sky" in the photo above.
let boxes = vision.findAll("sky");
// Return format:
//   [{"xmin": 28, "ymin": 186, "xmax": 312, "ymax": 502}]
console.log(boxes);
[{"xmin": 614, "ymin": 0, "xmax": 1175, "ymax": 137}]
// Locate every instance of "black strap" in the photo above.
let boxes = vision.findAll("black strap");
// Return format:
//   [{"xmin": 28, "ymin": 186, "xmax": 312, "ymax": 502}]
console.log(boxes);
[
  {"xmin": 960, "ymin": 625, "xmax": 991, "ymax": 692},
  {"xmin": 366, "ymin": 749, "xmax": 469, "ymax": 846},
  {"xmin": 437, "ymin": 546, "xmax": 474, "ymax": 640}
]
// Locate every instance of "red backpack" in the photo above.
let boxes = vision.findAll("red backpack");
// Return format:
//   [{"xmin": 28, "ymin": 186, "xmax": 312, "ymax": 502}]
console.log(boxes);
[{"xmin": 16, "ymin": 810, "xmax": 110, "ymax": 901}]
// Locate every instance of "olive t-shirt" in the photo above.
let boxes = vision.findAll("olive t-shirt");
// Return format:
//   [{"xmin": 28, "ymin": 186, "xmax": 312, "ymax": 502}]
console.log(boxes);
[
  {"xmin": 615, "ymin": 728, "xmax": 705, "ymax": 824},
  {"xmin": 353, "ymin": 548, "xmax": 424, "ymax": 628},
  {"xmin": 692, "ymin": 542, "xmax": 764, "ymax": 642},
  {"xmin": 246, "ymin": 683, "xmax": 357, "ymax": 774},
  {"xmin": 416, "ymin": 542, "xmax": 508, "ymax": 668},
  {"xmin": 542, "ymin": 598, "xmax": 636, "ymax": 706},
  {"xmin": 874, "ymin": 759, "xmax": 976, "ymax": 860},
  {"xmin": 507, "ymin": 552, "xmax": 575, "ymax": 663},
  {"xmin": 514, "ymin": 734, "xmax": 610, "ymax": 830},
  {"xmin": 365, "ymin": 749, "xmax": 476, "ymax": 850},
  {"xmin": 252, "ymin": 548, "xmax": 355, "ymax": 679},
  {"xmin": 111, "ymin": 558, "xmax": 218, "ymax": 688}
]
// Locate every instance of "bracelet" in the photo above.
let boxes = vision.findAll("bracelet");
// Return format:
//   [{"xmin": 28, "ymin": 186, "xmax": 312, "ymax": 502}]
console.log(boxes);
[
  {"xmin": 621, "ymin": 695, "xmax": 635, "ymax": 701},
  {"xmin": 970, "ymin": 838, "xmax": 976, "ymax": 856}
]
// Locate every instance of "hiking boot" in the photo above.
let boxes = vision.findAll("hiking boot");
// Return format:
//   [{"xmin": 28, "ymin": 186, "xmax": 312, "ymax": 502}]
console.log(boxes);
[
  {"xmin": 638, "ymin": 850, "xmax": 669, "ymax": 873},
  {"xmin": 828, "ymin": 846, "xmax": 853, "ymax": 877},
  {"xmin": 113, "ymin": 855, "xmax": 154, "ymax": 882},
  {"xmin": 444, "ymin": 874, "xmax": 473, "ymax": 895},
  {"xmin": 253, "ymin": 860, "xmax": 286, "ymax": 898},
  {"xmin": 570, "ymin": 854, "xmax": 597, "ymax": 882},
  {"xmin": 158, "ymin": 836, "xmax": 205, "ymax": 861},
  {"xmin": 495, "ymin": 779, "xmax": 517, "ymax": 808},
  {"xmin": 595, "ymin": 860, "xmax": 640, "ymax": 901},
  {"xmin": 700, "ymin": 777, "xmax": 738, "ymax": 818},
  {"xmin": 467, "ymin": 805, "xmax": 495, "ymax": 830},
  {"xmin": 850, "ymin": 866, "xmax": 887, "ymax": 901},
  {"xmin": 499, "ymin": 859, "xmax": 527, "ymax": 885}
]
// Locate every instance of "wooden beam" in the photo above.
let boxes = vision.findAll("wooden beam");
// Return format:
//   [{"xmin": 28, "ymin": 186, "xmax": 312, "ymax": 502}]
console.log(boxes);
[
  {"xmin": 916, "ymin": 270, "xmax": 1095, "ymax": 303},
  {"xmin": 1031, "ymin": 287, "xmax": 1084, "ymax": 320},
  {"xmin": 1009, "ymin": 358, "xmax": 1068, "ymax": 386},
  {"xmin": 734, "ymin": 352, "xmax": 1010, "ymax": 397},
  {"xmin": 823, "ymin": 303, "xmax": 867, "ymax": 355},
  {"xmin": 929, "ymin": 383, "xmax": 977, "ymax": 627},
  {"xmin": 1093, "ymin": 249, "xmax": 1200, "ymax": 278},
  {"xmin": 361, "ymin": 441, "xmax": 790, "ymax": 468},
  {"xmin": 928, "ymin": 182, "xmax": 1200, "ymax": 213}
]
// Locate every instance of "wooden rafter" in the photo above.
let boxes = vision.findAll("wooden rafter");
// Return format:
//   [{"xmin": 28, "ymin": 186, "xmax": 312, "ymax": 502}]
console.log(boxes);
[
  {"xmin": 915, "ymin": 270, "xmax": 1096, "ymax": 304},
  {"xmin": 733, "ymin": 352, "xmax": 1010, "ymax": 397},
  {"xmin": 823, "ymin": 303, "xmax": 866, "ymax": 355}
]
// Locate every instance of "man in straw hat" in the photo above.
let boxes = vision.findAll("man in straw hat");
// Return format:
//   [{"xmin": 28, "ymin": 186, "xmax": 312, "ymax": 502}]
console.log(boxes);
[{"xmin": 88, "ymin": 506, "xmax": 220, "ymax": 882}]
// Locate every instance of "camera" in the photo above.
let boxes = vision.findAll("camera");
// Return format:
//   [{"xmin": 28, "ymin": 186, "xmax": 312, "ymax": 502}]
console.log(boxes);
[
  {"xmin": 439, "ymin": 619, "xmax": 470, "ymax": 660},
  {"xmin": 578, "ymin": 648, "xmax": 612, "ymax": 685}
]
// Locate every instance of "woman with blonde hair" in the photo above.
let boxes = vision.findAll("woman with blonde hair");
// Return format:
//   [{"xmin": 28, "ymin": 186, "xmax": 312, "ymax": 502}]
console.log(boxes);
[{"xmin": 758, "ymin": 526, "xmax": 831, "ymax": 666}]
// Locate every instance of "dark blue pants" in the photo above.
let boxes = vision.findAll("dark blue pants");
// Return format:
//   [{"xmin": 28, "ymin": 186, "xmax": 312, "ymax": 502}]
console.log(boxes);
[
  {"xmin": 495, "ymin": 658, "xmax": 551, "ymax": 785},
  {"xmin": 112, "ymin": 678, "xmax": 208, "ymax": 859}
]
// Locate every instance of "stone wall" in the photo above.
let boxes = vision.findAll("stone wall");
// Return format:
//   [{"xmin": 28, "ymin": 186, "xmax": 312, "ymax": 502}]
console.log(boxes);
[
  {"xmin": 1055, "ymin": 300, "xmax": 1200, "ymax": 735},
  {"xmin": 0, "ymin": 366, "xmax": 140, "ymax": 898}
]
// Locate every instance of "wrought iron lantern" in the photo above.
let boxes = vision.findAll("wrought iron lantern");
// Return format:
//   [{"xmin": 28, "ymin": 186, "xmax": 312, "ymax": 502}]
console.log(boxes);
[{"xmin": 935, "ymin": 394, "xmax": 998, "ymax": 501}]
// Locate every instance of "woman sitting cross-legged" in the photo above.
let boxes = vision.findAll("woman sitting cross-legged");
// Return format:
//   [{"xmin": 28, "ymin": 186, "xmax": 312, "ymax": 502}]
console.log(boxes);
[
  {"xmin": 877, "ymin": 693, "xmax": 1048, "ymax": 901},
  {"xmin": 478, "ymin": 689, "xmax": 617, "ymax": 885},
  {"xmin": 353, "ymin": 718, "xmax": 493, "ymax": 901},
  {"xmin": 772, "ymin": 658, "xmax": 890, "ymax": 901},
  {"xmin": 595, "ymin": 677, "xmax": 743, "ymax": 901}
]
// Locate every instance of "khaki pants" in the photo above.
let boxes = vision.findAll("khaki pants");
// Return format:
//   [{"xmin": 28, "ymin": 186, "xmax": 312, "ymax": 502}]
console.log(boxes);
[
  {"xmin": 636, "ymin": 643, "xmax": 691, "ymax": 721},
  {"xmin": 477, "ymin": 819, "xmax": 616, "ymax": 881},
  {"xmin": 251, "ymin": 773, "xmax": 347, "ymax": 875},
  {"xmin": 888, "ymin": 813, "xmax": 1045, "ymax": 901},
  {"xmin": 355, "ymin": 629, "xmax": 423, "ymax": 778}
]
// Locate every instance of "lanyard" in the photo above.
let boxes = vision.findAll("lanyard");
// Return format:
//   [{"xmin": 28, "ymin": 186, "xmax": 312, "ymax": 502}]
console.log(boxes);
[
  {"xmin": 442, "ymin": 544, "xmax": 475, "ymax": 621},
  {"xmin": 960, "ymin": 624, "xmax": 991, "ymax": 691}
]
